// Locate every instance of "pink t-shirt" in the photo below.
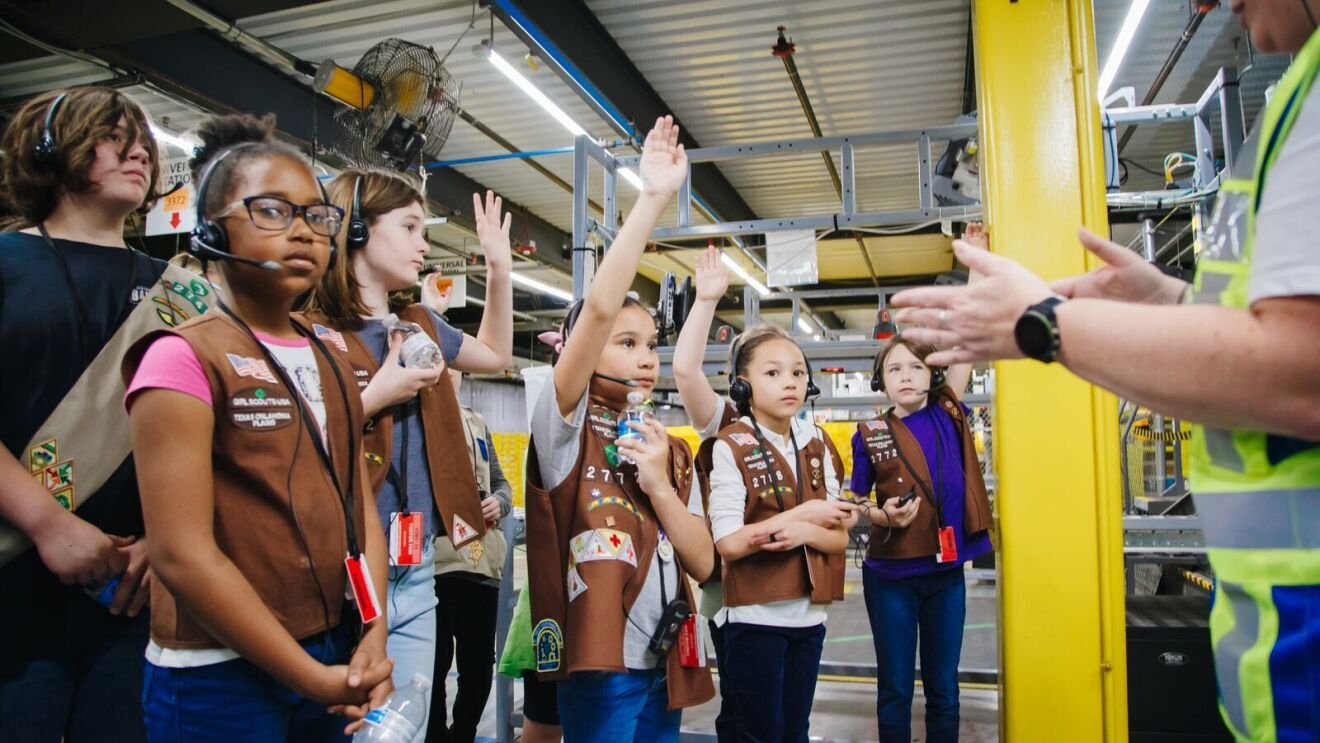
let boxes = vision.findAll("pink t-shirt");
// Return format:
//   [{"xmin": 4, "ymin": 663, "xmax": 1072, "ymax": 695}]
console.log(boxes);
[{"xmin": 125, "ymin": 332, "xmax": 313, "ymax": 411}]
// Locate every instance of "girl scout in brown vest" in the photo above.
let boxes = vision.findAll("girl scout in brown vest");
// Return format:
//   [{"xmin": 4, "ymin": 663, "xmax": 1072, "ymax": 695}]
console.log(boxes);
[
  {"xmin": 524, "ymin": 116, "xmax": 715, "ymax": 743},
  {"xmin": 850, "ymin": 226, "xmax": 993, "ymax": 743},
  {"xmin": 673, "ymin": 251, "xmax": 857, "ymax": 741},
  {"xmin": 706, "ymin": 324, "xmax": 852, "ymax": 743},
  {"xmin": 124, "ymin": 113, "xmax": 392, "ymax": 740},
  {"xmin": 300, "ymin": 170, "xmax": 513, "ymax": 739}
]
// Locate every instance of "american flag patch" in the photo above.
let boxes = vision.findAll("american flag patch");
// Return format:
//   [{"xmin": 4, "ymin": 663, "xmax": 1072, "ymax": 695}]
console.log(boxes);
[
  {"xmin": 225, "ymin": 354, "xmax": 279, "ymax": 385},
  {"xmin": 312, "ymin": 323, "xmax": 347, "ymax": 352},
  {"xmin": 729, "ymin": 432, "xmax": 758, "ymax": 447}
]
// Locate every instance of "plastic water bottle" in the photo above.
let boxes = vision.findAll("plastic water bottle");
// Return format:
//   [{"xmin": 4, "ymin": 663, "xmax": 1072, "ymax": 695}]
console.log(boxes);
[
  {"xmin": 84, "ymin": 574, "xmax": 123, "ymax": 607},
  {"xmin": 616, "ymin": 391, "xmax": 648, "ymax": 444},
  {"xmin": 353, "ymin": 673, "xmax": 431, "ymax": 742},
  {"xmin": 382, "ymin": 314, "xmax": 442, "ymax": 369}
]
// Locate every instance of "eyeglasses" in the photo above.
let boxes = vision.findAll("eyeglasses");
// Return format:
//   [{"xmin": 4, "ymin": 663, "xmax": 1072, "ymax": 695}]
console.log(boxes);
[{"xmin": 214, "ymin": 196, "xmax": 345, "ymax": 238}]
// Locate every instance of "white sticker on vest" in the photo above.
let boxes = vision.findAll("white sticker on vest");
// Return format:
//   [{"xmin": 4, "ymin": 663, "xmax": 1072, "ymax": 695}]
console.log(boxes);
[
  {"xmin": 452, "ymin": 514, "xmax": 476, "ymax": 543},
  {"xmin": 229, "ymin": 387, "xmax": 295, "ymax": 431},
  {"xmin": 225, "ymin": 353, "xmax": 279, "ymax": 385},
  {"xmin": 567, "ymin": 566, "xmax": 587, "ymax": 602}
]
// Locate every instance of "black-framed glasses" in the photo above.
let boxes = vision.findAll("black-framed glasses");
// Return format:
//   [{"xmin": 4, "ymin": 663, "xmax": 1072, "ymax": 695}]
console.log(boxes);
[{"xmin": 214, "ymin": 196, "xmax": 345, "ymax": 238}]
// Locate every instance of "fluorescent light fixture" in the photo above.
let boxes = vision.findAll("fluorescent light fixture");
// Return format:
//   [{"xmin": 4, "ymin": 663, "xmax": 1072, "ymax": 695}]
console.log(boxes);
[
  {"xmin": 511, "ymin": 271, "xmax": 573, "ymax": 302},
  {"xmin": 424, "ymin": 216, "xmax": 449, "ymax": 226},
  {"xmin": 618, "ymin": 167, "xmax": 644, "ymax": 191},
  {"xmin": 720, "ymin": 253, "xmax": 769, "ymax": 297},
  {"xmin": 1097, "ymin": 0, "xmax": 1152, "ymax": 102},
  {"xmin": 487, "ymin": 48, "xmax": 588, "ymax": 138},
  {"xmin": 796, "ymin": 315, "xmax": 815, "ymax": 335},
  {"xmin": 150, "ymin": 125, "xmax": 196, "ymax": 153}
]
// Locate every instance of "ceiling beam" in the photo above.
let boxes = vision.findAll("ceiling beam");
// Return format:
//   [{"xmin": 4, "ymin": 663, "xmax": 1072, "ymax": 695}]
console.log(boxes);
[{"xmin": 487, "ymin": 0, "xmax": 758, "ymax": 223}]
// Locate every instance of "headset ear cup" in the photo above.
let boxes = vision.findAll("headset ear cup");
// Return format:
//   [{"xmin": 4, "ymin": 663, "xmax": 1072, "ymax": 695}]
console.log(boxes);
[
  {"xmin": 870, "ymin": 373, "xmax": 883, "ymax": 393},
  {"xmin": 345, "ymin": 219, "xmax": 369, "ymax": 250},
  {"xmin": 728, "ymin": 378, "xmax": 751, "ymax": 407},
  {"xmin": 32, "ymin": 134, "xmax": 59, "ymax": 171},
  {"xmin": 932, "ymin": 367, "xmax": 947, "ymax": 388},
  {"xmin": 189, "ymin": 220, "xmax": 227, "ymax": 257}
]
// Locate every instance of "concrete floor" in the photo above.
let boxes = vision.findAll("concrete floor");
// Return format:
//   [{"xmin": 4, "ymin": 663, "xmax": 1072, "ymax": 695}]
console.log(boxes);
[{"xmin": 455, "ymin": 560, "xmax": 1002, "ymax": 741}]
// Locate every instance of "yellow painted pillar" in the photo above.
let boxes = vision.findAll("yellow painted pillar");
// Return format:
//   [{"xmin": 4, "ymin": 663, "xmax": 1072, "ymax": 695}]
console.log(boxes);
[{"xmin": 973, "ymin": 1, "xmax": 1127, "ymax": 740}]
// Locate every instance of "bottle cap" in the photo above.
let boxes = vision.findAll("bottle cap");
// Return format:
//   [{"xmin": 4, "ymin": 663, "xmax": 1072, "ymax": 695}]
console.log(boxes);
[
  {"xmin": 411, "ymin": 673, "xmax": 432, "ymax": 692},
  {"xmin": 626, "ymin": 391, "xmax": 644, "ymax": 405}
]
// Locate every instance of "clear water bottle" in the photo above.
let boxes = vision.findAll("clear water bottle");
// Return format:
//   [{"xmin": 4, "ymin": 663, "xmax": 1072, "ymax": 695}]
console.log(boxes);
[
  {"xmin": 382, "ymin": 314, "xmax": 442, "ymax": 369},
  {"xmin": 353, "ymin": 673, "xmax": 431, "ymax": 742},
  {"xmin": 616, "ymin": 391, "xmax": 648, "ymax": 444}
]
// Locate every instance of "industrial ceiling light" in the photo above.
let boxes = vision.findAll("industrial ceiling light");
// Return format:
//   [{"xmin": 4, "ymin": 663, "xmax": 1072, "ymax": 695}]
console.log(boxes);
[
  {"xmin": 795, "ymin": 315, "xmax": 816, "ymax": 335},
  {"xmin": 1097, "ymin": 0, "xmax": 1153, "ymax": 102},
  {"xmin": 720, "ymin": 253, "xmax": 770, "ymax": 297},
  {"xmin": 510, "ymin": 271, "xmax": 573, "ymax": 302},
  {"xmin": 485, "ymin": 45, "xmax": 588, "ymax": 138}
]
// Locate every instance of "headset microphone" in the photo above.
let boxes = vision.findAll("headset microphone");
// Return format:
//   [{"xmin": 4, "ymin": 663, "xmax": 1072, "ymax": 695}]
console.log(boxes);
[
  {"xmin": 190, "ymin": 240, "xmax": 281, "ymax": 271},
  {"xmin": 592, "ymin": 371, "xmax": 640, "ymax": 388}
]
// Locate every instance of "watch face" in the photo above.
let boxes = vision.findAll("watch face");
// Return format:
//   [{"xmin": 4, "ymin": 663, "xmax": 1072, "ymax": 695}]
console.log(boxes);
[{"xmin": 1014, "ymin": 312, "xmax": 1052, "ymax": 360}]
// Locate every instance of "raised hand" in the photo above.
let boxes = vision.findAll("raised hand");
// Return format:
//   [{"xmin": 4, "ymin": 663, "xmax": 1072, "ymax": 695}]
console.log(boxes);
[
  {"xmin": 636, "ymin": 116, "xmax": 688, "ymax": 198},
  {"xmin": 694, "ymin": 245, "xmax": 730, "ymax": 302},
  {"xmin": 473, "ymin": 190, "xmax": 513, "ymax": 272}
]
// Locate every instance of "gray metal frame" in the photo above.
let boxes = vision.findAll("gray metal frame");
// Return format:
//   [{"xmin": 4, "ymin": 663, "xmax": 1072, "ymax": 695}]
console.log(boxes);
[{"xmin": 570, "ymin": 122, "xmax": 983, "ymax": 300}]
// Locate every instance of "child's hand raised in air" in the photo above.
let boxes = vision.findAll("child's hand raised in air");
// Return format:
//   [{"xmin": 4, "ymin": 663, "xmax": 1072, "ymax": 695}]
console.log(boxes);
[
  {"xmin": 636, "ymin": 115, "xmax": 688, "ymax": 198},
  {"xmin": 694, "ymin": 244, "xmax": 730, "ymax": 302}
]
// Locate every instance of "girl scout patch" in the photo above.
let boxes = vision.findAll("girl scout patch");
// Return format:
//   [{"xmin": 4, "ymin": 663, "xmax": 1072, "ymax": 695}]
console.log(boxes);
[{"xmin": 534, "ymin": 619, "xmax": 562, "ymax": 672}]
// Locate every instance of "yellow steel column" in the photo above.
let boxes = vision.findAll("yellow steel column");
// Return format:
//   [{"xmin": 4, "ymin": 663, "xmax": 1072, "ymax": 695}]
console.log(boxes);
[{"xmin": 973, "ymin": 1, "xmax": 1127, "ymax": 740}]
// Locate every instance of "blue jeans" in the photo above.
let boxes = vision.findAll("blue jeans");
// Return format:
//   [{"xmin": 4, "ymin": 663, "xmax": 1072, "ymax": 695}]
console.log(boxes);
[
  {"xmin": 385, "ymin": 542, "xmax": 437, "ymax": 741},
  {"xmin": 0, "ymin": 611, "xmax": 148, "ymax": 742},
  {"xmin": 141, "ymin": 622, "xmax": 356, "ymax": 742},
  {"xmin": 863, "ymin": 567, "xmax": 966, "ymax": 743},
  {"xmin": 721, "ymin": 622, "xmax": 826, "ymax": 743},
  {"xmin": 708, "ymin": 619, "xmax": 738, "ymax": 742},
  {"xmin": 558, "ymin": 668, "xmax": 679, "ymax": 743}
]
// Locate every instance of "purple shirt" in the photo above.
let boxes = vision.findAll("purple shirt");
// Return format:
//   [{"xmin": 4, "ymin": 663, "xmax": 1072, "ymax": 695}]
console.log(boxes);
[{"xmin": 850, "ymin": 402, "xmax": 992, "ymax": 580}]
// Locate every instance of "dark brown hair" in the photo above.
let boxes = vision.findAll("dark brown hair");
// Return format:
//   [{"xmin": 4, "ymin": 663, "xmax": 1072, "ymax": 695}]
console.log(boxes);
[
  {"xmin": 300, "ymin": 169, "xmax": 425, "ymax": 329},
  {"xmin": 188, "ymin": 112, "xmax": 306, "ymax": 222},
  {"xmin": 0, "ymin": 86, "xmax": 162, "ymax": 229}
]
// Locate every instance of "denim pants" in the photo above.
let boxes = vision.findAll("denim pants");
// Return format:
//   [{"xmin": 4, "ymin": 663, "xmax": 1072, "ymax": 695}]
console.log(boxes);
[
  {"xmin": 558, "ymin": 667, "xmax": 679, "ymax": 743},
  {"xmin": 386, "ymin": 542, "xmax": 438, "ymax": 741},
  {"xmin": 141, "ymin": 621, "xmax": 357, "ymax": 742},
  {"xmin": 863, "ymin": 567, "xmax": 966, "ymax": 743},
  {"xmin": 720, "ymin": 622, "xmax": 826, "ymax": 743},
  {"xmin": 0, "ymin": 610, "xmax": 149, "ymax": 742}
]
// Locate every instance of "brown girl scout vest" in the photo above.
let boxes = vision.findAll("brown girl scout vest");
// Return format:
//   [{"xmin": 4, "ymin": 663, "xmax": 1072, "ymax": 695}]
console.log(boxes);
[
  {"xmin": 525, "ymin": 401, "xmax": 715, "ymax": 710},
  {"xmin": 715, "ymin": 420, "xmax": 843, "ymax": 607},
  {"xmin": 697, "ymin": 407, "xmax": 846, "ymax": 598},
  {"xmin": 122, "ymin": 312, "xmax": 369, "ymax": 648},
  {"xmin": 303, "ymin": 304, "xmax": 485, "ymax": 548},
  {"xmin": 856, "ymin": 387, "xmax": 993, "ymax": 560}
]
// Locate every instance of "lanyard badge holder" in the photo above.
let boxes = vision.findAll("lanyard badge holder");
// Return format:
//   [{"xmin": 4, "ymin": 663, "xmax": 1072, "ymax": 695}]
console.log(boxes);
[
  {"xmin": 386, "ymin": 404, "xmax": 423, "ymax": 567},
  {"xmin": 886, "ymin": 410, "xmax": 958, "ymax": 564}
]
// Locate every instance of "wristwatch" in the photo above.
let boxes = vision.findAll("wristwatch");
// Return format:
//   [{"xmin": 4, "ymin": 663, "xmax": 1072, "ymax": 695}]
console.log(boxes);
[{"xmin": 1013, "ymin": 296, "xmax": 1066, "ymax": 363}]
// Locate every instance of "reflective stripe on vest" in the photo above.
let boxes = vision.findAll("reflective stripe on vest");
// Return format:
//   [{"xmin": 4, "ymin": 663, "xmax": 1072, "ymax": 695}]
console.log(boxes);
[
  {"xmin": 1197, "ymin": 487, "xmax": 1320, "ymax": 549},
  {"xmin": 1190, "ymin": 28, "xmax": 1320, "ymax": 478}
]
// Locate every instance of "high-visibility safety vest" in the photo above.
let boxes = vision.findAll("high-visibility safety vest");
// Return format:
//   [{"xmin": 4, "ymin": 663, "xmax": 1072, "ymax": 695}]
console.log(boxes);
[{"xmin": 1189, "ymin": 27, "xmax": 1320, "ymax": 742}]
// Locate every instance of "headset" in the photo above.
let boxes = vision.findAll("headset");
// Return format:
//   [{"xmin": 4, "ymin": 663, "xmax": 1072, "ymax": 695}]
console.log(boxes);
[
  {"xmin": 345, "ymin": 174, "xmax": 370, "ymax": 250},
  {"xmin": 870, "ymin": 346, "xmax": 946, "ymax": 393},
  {"xmin": 32, "ymin": 92, "xmax": 68, "ymax": 171},
  {"xmin": 189, "ymin": 143, "xmax": 336, "ymax": 270},
  {"xmin": 727, "ymin": 331, "xmax": 820, "ymax": 411}
]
